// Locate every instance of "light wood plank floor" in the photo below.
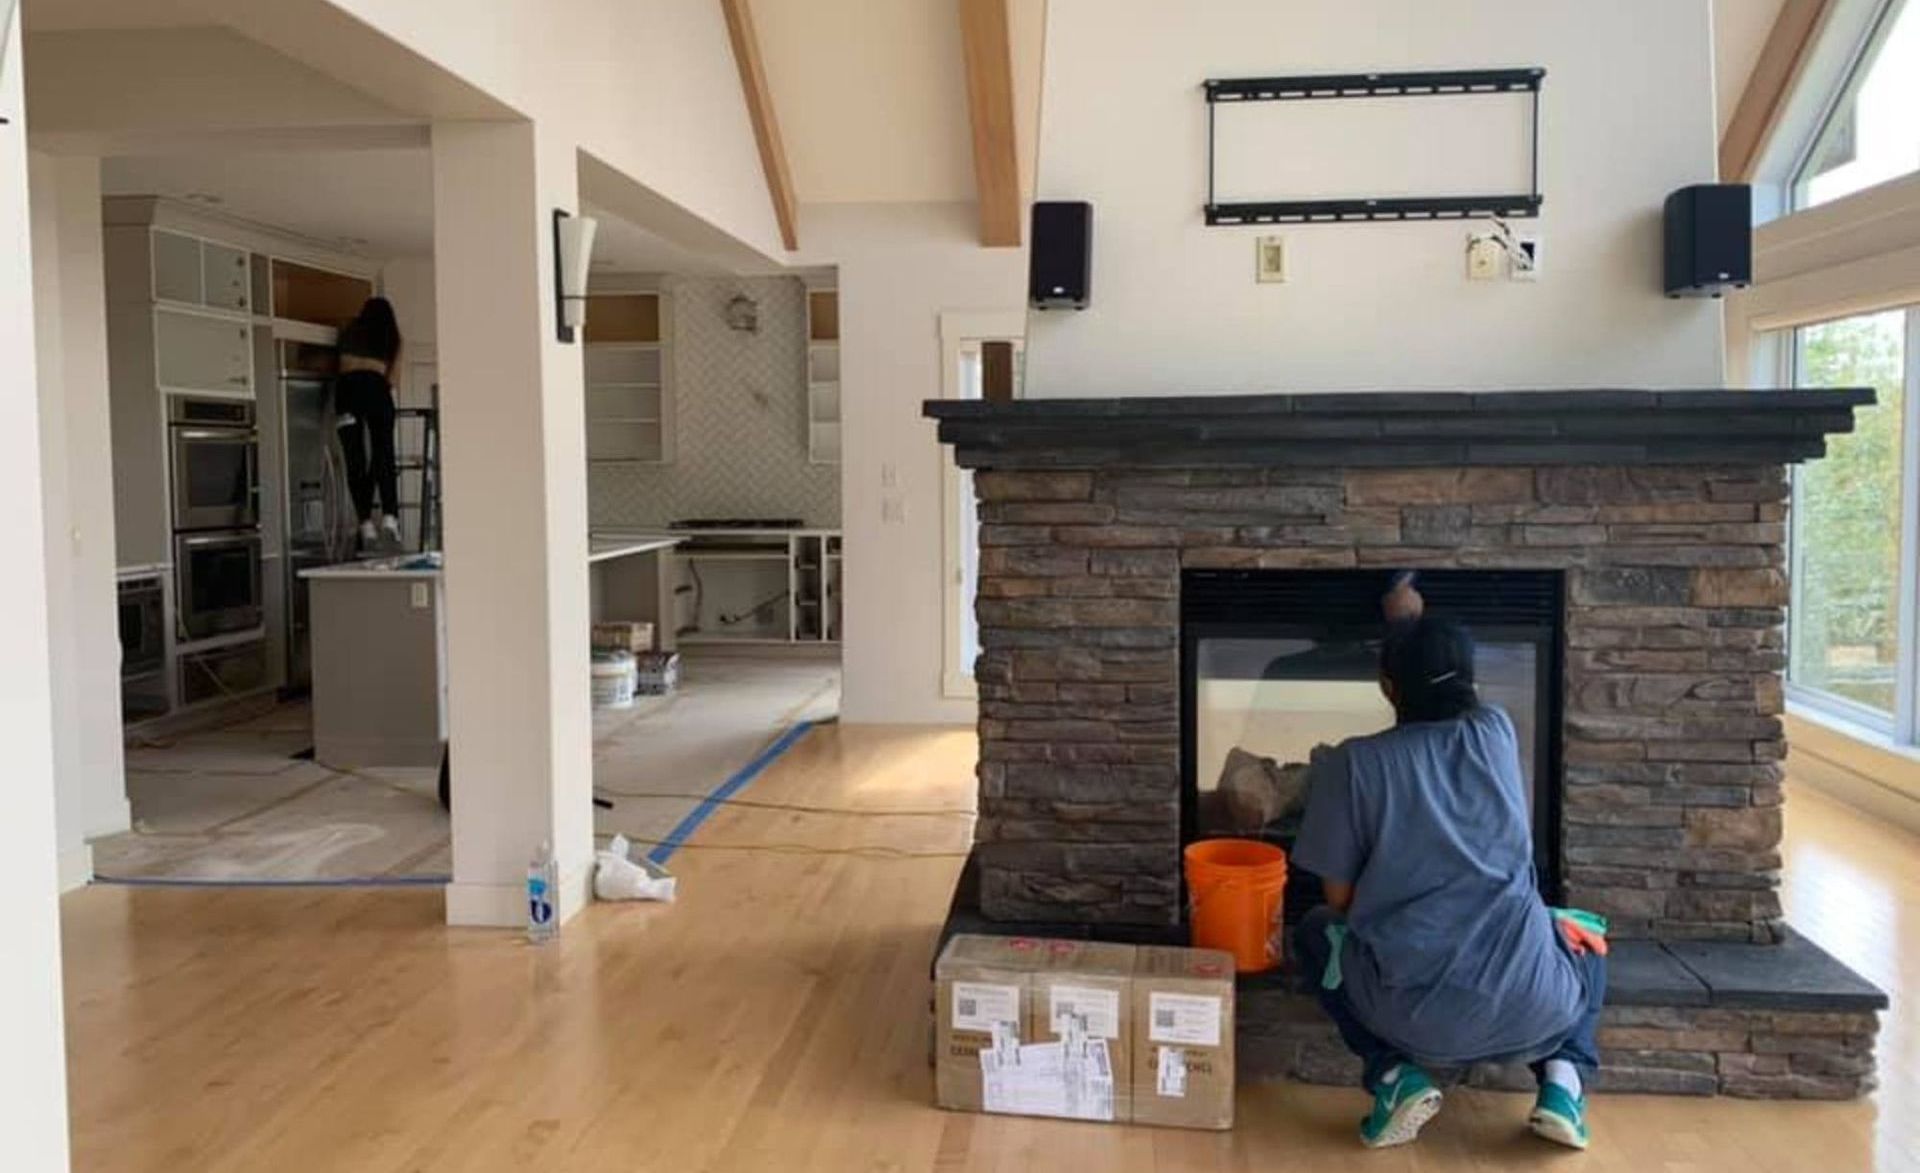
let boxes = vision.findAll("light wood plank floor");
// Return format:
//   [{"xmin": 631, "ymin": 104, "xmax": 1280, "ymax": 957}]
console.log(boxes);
[{"xmin": 61, "ymin": 725, "xmax": 1919, "ymax": 1172}]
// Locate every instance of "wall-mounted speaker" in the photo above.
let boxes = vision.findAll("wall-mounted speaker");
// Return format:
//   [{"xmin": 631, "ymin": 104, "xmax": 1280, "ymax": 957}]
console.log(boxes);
[
  {"xmin": 1664, "ymin": 184, "xmax": 1751, "ymax": 299},
  {"xmin": 1030, "ymin": 201, "xmax": 1092, "ymax": 310}
]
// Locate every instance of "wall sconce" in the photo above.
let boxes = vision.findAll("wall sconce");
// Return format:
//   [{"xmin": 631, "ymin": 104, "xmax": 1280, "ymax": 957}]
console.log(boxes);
[
  {"xmin": 552, "ymin": 209, "xmax": 599, "ymax": 343},
  {"xmin": 725, "ymin": 294, "xmax": 760, "ymax": 334},
  {"xmin": 0, "ymin": 0, "xmax": 19, "ymax": 110}
]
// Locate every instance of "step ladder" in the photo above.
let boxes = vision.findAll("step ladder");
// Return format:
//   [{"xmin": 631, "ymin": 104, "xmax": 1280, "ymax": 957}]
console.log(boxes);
[{"xmin": 394, "ymin": 387, "xmax": 441, "ymax": 553}]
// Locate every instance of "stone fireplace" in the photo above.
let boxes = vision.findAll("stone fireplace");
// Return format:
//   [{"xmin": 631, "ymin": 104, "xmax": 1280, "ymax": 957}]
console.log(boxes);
[{"xmin": 929, "ymin": 390, "xmax": 1889, "ymax": 1098}]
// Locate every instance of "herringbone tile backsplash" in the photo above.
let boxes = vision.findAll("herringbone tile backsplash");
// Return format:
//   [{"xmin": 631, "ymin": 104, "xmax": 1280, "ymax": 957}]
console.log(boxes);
[{"xmin": 590, "ymin": 274, "xmax": 841, "ymax": 528}]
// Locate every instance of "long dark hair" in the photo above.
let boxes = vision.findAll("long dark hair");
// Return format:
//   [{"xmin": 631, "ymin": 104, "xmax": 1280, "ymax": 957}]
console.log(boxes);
[
  {"xmin": 1380, "ymin": 616, "xmax": 1480, "ymax": 724},
  {"xmin": 339, "ymin": 297, "xmax": 402, "ymax": 367}
]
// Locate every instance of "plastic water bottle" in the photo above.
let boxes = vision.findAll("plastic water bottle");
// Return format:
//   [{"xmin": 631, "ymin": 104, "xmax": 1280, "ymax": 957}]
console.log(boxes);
[{"xmin": 527, "ymin": 841, "xmax": 558, "ymax": 944}]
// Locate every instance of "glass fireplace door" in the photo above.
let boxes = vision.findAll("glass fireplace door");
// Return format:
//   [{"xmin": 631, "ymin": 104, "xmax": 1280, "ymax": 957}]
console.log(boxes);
[
  {"xmin": 1180, "ymin": 568, "xmax": 1565, "ymax": 903},
  {"xmin": 1192, "ymin": 631, "xmax": 1547, "ymax": 834}
]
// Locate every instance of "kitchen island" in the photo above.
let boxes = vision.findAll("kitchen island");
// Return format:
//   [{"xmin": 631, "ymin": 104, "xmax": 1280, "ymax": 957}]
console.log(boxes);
[
  {"xmin": 302, "ymin": 538, "xmax": 686, "ymax": 769},
  {"xmin": 301, "ymin": 554, "xmax": 446, "ymax": 769},
  {"xmin": 589, "ymin": 533, "xmax": 683, "ymax": 651}
]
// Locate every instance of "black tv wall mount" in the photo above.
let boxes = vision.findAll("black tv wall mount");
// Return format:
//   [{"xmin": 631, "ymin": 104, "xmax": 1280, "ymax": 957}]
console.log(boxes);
[{"xmin": 1203, "ymin": 67, "xmax": 1545, "ymax": 225}]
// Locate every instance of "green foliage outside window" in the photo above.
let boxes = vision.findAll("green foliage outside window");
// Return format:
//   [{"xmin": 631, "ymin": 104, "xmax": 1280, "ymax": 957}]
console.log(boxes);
[{"xmin": 1791, "ymin": 312, "xmax": 1906, "ymax": 715}]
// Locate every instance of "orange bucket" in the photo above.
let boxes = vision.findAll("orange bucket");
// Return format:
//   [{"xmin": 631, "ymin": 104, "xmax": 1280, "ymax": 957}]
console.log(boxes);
[{"xmin": 1184, "ymin": 839, "xmax": 1289, "ymax": 973}]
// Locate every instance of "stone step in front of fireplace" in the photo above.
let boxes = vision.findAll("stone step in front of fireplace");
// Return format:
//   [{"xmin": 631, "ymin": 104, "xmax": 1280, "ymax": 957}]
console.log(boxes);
[
  {"xmin": 936, "ymin": 852, "xmax": 1888, "ymax": 1099},
  {"xmin": 1240, "ymin": 932, "xmax": 1886, "ymax": 1099}
]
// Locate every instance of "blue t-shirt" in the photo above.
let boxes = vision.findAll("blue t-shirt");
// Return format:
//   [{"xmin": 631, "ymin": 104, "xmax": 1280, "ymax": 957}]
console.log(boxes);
[{"xmin": 1292, "ymin": 705, "xmax": 1585, "ymax": 1066}]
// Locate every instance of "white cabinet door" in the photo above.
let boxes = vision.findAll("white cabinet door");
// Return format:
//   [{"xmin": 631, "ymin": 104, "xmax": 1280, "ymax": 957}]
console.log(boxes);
[
  {"xmin": 201, "ymin": 242, "xmax": 252, "ymax": 312},
  {"xmin": 151, "ymin": 230, "xmax": 203, "ymax": 305},
  {"xmin": 155, "ymin": 309, "xmax": 253, "ymax": 395}
]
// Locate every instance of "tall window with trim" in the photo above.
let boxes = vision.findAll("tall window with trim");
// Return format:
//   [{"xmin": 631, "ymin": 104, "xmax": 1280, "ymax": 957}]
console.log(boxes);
[
  {"xmin": 1793, "ymin": 0, "xmax": 1920, "ymax": 208},
  {"xmin": 1786, "ymin": 309, "xmax": 1915, "ymax": 732},
  {"xmin": 941, "ymin": 325, "xmax": 1024, "ymax": 699}
]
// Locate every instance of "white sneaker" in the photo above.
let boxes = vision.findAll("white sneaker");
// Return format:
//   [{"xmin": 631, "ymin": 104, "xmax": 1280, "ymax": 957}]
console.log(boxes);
[
  {"xmin": 380, "ymin": 515, "xmax": 403, "ymax": 546},
  {"xmin": 358, "ymin": 519, "xmax": 378, "ymax": 548}
]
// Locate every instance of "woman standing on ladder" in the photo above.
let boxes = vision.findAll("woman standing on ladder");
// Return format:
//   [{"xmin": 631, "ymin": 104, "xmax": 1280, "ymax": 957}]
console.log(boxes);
[{"xmin": 335, "ymin": 296, "xmax": 404, "ymax": 550}]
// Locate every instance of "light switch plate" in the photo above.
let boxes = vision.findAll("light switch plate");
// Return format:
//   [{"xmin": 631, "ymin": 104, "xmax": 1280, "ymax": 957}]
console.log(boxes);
[
  {"xmin": 410, "ymin": 582, "xmax": 430, "ymax": 609},
  {"xmin": 1255, "ymin": 235, "xmax": 1287, "ymax": 283}
]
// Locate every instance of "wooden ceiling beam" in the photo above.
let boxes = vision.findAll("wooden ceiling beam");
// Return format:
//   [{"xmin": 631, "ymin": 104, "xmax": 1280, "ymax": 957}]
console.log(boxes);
[
  {"xmin": 1720, "ymin": 0, "xmax": 1838, "ymax": 183},
  {"xmin": 721, "ymin": 0, "xmax": 799, "ymax": 251},
  {"xmin": 959, "ymin": 0, "xmax": 1022, "ymax": 247}
]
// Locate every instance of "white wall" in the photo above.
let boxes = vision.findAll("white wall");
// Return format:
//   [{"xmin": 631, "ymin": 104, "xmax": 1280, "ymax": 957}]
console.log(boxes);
[
  {"xmin": 799, "ymin": 203, "xmax": 1025, "ymax": 724},
  {"xmin": 29, "ymin": 150, "xmax": 130, "ymax": 891},
  {"xmin": 1025, "ymin": 0, "xmax": 1726, "ymax": 396},
  {"xmin": 433, "ymin": 120, "xmax": 595, "ymax": 926},
  {"xmin": 323, "ymin": 0, "xmax": 784, "ymax": 262},
  {"xmin": 0, "ymin": 8, "xmax": 78, "ymax": 1165}
]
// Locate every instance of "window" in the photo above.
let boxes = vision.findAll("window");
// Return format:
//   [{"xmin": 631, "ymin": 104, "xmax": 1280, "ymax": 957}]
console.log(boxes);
[
  {"xmin": 1786, "ymin": 309, "xmax": 1916, "ymax": 732},
  {"xmin": 939, "ymin": 313, "xmax": 1025, "ymax": 699},
  {"xmin": 1793, "ymin": 0, "xmax": 1920, "ymax": 209}
]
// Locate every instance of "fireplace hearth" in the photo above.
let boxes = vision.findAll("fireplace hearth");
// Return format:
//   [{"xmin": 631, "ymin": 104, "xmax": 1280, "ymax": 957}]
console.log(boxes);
[{"xmin": 928, "ymin": 390, "xmax": 1887, "ymax": 1099}]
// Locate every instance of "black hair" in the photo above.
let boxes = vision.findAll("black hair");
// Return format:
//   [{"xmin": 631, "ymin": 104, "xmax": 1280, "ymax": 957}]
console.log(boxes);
[
  {"xmin": 1380, "ymin": 615, "xmax": 1479, "ymax": 724},
  {"xmin": 339, "ymin": 297, "xmax": 402, "ymax": 367}
]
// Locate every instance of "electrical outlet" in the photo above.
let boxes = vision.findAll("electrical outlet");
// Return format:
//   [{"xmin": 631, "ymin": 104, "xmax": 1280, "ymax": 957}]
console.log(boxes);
[
  {"xmin": 1511, "ymin": 235, "xmax": 1541, "ymax": 281},
  {"xmin": 1466, "ymin": 233, "xmax": 1503, "ymax": 281},
  {"xmin": 1255, "ymin": 234, "xmax": 1287, "ymax": 283},
  {"xmin": 882, "ymin": 497, "xmax": 906, "ymax": 524},
  {"xmin": 880, "ymin": 462, "xmax": 898, "ymax": 489}
]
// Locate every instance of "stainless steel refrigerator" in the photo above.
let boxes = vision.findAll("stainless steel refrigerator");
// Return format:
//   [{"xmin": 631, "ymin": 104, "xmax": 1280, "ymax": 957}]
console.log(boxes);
[{"xmin": 277, "ymin": 339, "xmax": 356, "ymax": 692}]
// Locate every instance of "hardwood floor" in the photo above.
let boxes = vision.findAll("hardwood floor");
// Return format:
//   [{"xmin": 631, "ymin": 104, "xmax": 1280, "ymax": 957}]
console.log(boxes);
[{"xmin": 61, "ymin": 725, "xmax": 1919, "ymax": 1171}]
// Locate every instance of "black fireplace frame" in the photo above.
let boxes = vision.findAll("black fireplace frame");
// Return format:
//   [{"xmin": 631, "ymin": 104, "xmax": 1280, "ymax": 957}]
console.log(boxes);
[{"xmin": 1178, "ymin": 568, "xmax": 1567, "ymax": 910}]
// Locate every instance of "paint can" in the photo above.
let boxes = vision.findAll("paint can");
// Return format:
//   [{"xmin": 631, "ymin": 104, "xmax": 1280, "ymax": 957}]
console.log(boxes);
[{"xmin": 591, "ymin": 650, "xmax": 637, "ymax": 709}]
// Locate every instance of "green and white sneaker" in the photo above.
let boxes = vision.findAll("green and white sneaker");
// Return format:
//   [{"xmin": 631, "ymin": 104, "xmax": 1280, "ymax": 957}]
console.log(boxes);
[
  {"xmin": 1528, "ymin": 1082, "xmax": 1591, "ymax": 1150},
  {"xmin": 1359, "ymin": 1065, "xmax": 1443, "ymax": 1149}
]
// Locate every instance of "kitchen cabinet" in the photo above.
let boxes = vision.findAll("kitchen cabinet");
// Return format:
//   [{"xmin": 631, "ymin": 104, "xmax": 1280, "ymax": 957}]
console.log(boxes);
[
  {"xmin": 154, "ymin": 308, "xmax": 254, "ymax": 396},
  {"xmin": 151, "ymin": 230, "xmax": 204, "ymax": 305},
  {"xmin": 201, "ymin": 241, "xmax": 252, "ymax": 312},
  {"xmin": 150, "ymin": 228, "xmax": 253, "ymax": 313},
  {"xmin": 584, "ymin": 293, "xmax": 671, "ymax": 464},
  {"xmin": 806, "ymin": 288, "xmax": 840, "ymax": 465},
  {"xmin": 270, "ymin": 259, "xmax": 373, "ymax": 328}
]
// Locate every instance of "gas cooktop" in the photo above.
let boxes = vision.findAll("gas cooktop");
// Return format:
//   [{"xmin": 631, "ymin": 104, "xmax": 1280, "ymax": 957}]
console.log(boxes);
[{"xmin": 669, "ymin": 518, "xmax": 806, "ymax": 530}]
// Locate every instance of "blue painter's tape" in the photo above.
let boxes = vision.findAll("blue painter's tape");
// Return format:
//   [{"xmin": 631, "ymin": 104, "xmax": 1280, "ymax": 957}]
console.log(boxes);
[
  {"xmin": 91, "ymin": 874, "xmax": 452, "ymax": 889},
  {"xmin": 645, "ymin": 721, "xmax": 815, "ymax": 866}
]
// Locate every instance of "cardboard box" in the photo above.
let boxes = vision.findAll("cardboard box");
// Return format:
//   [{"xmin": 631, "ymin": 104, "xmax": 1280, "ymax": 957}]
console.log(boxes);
[
  {"xmin": 591, "ymin": 621, "xmax": 654, "ymax": 654},
  {"xmin": 933, "ymin": 935, "xmax": 1042, "ymax": 1114},
  {"xmin": 1130, "ymin": 945, "xmax": 1237, "ymax": 1131},
  {"xmin": 1030, "ymin": 940, "xmax": 1137, "ymax": 1123}
]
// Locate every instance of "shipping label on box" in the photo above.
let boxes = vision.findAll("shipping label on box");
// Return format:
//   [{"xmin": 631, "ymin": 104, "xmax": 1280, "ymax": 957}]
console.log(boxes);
[
  {"xmin": 1029, "ymin": 939, "xmax": 1135, "ymax": 1122},
  {"xmin": 934, "ymin": 935, "xmax": 1044, "ymax": 1114},
  {"xmin": 980, "ymin": 1017, "xmax": 1116, "ymax": 1122},
  {"xmin": 1130, "ymin": 946, "xmax": 1236, "ymax": 1131}
]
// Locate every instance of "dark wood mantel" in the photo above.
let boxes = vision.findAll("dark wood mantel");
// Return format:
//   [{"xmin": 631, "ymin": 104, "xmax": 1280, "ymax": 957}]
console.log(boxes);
[{"xmin": 925, "ymin": 389, "xmax": 1875, "ymax": 469}]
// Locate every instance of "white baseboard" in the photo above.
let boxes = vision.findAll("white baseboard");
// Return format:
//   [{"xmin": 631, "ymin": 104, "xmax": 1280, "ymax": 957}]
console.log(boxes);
[
  {"xmin": 444, "ymin": 881, "xmax": 521, "ymax": 927},
  {"xmin": 1785, "ymin": 709, "xmax": 1920, "ymax": 837},
  {"xmin": 57, "ymin": 844, "xmax": 94, "ymax": 893},
  {"xmin": 1789, "ymin": 747, "xmax": 1920, "ymax": 837},
  {"xmin": 443, "ymin": 862, "xmax": 592, "ymax": 929}
]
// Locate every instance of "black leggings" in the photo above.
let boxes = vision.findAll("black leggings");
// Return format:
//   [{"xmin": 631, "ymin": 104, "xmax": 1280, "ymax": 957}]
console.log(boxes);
[{"xmin": 336, "ymin": 370, "xmax": 398, "ymax": 524}]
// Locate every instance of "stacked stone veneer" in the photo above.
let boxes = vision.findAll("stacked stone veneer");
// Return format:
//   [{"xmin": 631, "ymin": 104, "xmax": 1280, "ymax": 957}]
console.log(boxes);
[
  {"xmin": 973, "ymin": 464, "xmax": 1792, "ymax": 942},
  {"xmin": 1239, "ymin": 987, "xmax": 1880, "ymax": 1098}
]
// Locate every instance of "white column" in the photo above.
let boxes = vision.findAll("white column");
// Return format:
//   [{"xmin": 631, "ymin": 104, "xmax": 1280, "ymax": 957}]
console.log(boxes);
[
  {"xmin": 431, "ymin": 120, "xmax": 594, "ymax": 927},
  {"xmin": 30, "ymin": 150, "xmax": 131, "ymax": 891},
  {"xmin": 0, "ymin": 10, "xmax": 78, "ymax": 1167}
]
